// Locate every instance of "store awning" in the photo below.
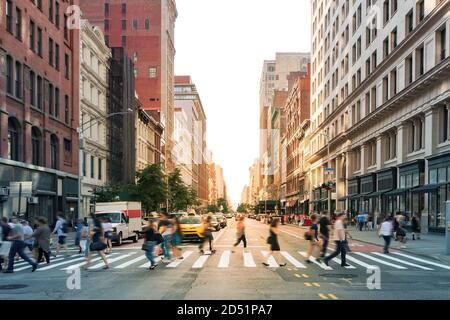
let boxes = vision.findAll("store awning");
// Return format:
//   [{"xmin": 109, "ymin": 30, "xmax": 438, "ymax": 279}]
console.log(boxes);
[
  {"xmin": 411, "ymin": 183, "xmax": 448, "ymax": 194},
  {"xmin": 384, "ymin": 188, "xmax": 414, "ymax": 196},
  {"xmin": 363, "ymin": 190, "xmax": 393, "ymax": 199}
]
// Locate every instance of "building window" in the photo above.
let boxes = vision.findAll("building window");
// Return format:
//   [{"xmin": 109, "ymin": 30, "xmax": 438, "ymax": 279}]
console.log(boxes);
[
  {"xmin": 6, "ymin": 55, "xmax": 13, "ymax": 95},
  {"xmin": 391, "ymin": 28, "xmax": 397, "ymax": 50},
  {"xmin": 104, "ymin": 19, "xmax": 109, "ymax": 31},
  {"xmin": 64, "ymin": 95, "xmax": 69, "ymax": 125},
  {"xmin": 54, "ymin": 87, "xmax": 60, "ymax": 118},
  {"xmin": 49, "ymin": 0, "xmax": 53, "ymax": 22},
  {"xmin": 63, "ymin": 138, "xmax": 71, "ymax": 163},
  {"xmin": 391, "ymin": 0, "xmax": 398, "ymax": 16},
  {"xmin": 37, "ymin": 76, "xmax": 43, "ymax": 109},
  {"xmin": 50, "ymin": 135, "xmax": 59, "ymax": 169},
  {"xmin": 55, "ymin": 2, "xmax": 60, "ymax": 28},
  {"xmin": 49, "ymin": 84, "xmax": 54, "ymax": 116},
  {"xmin": 121, "ymin": 19, "xmax": 126, "ymax": 30},
  {"xmin": 121, "ymin": 3, "xmax": 126, "ymax": 14},
  {"xmin": 440, "ymin": 105, "xmax": 449, "ymax": 143},
  {"xmin": 145, "ymin": 18, "xmax": 150, "ymax": 30},
  {"xmin": 416, "ymin": 0, "xmax": 425, "ymax": 24},
  {"xmin": 122, "ymin": 36, "xmax": 126, "ymax": 46},
  {"xmin": 90, "ymin": 155, "xmax": 95, "ymax": 179},
  {"xmin": 29, "ymin": 20, "xmax": 35, "ymax": 51},
  {"xmin": 133, "ymin": 19, "xmax": 138, "ymax": 30},
  {"xmin": 98, "ymin": 158, "xmax": 102, "ymax": 180},
  {"xmin": 405, "ymin": 54, "xmax": 413, "ymax": 86},
  {"xmin": 64, "ymin": 53, "xmax": 70, "ymax": 79},
  {"xmin": 15, "ymin": 61, "xmax": 22, "ymax": 99},
  {"xmin": 64, "ymin": 14, "xmax": 68, "ymax": 40},
  {"xmin": 15, "ymin": 7, "xmax": 22, "ymax": 41},
  {"xmin": 55, "ymin": 43, "xmax": 60, "ymax": 70},
  {"xmin": 382, "ymin": 76, "xmax": 388, "ymax": 103},
  {"xmin": 383, "ymin": 37, "xmax": 389, "ymax": 58},
  {"xmin": 383, "ymin": 0, "xmax": 389, "ymax": 24},
  {"xmin": 8, "ymin": 118, "xmax": 20, "ymax": 161},
  {"xmin": 390, "ymin": 68, "xmax": 397, "ymax": 97},
  {"xmin": 29, "ymin": 71, "xmax": 36, "ymax": 106},
  {"xmin": 37, "ymin": 27, "xmax": 42, "ymax": 56},
  {"xmin": 436, "ymin": 25, "xmax": 447, "ymax": 63},
  {"xmin": 405, "ymin": 9, "xmax": 413, "ymax": 35},
  {"xmin": 31, "ymin": 127, "xmax": 42, "ymax": 166},
  {"xmin": 104, "ymin": 3, "xmax": 109, "ymax": 15},
  {"xmin": 37, "ymin": 0, "xmax": 42, "ymax": 11},
  {"xmin": 6, "ymin": 0, "xmax": 13, "ymax": 33},
  {"xmin": 49, "ymin": 38, "xmax": 54, "ymax": 66},
  {"xmin": 148, "ymin": 67, "xmax": 157, "ymax": 78},
  {"xmin": 415, "ymin": 45, "xmax": 424, "ymax": 78}
]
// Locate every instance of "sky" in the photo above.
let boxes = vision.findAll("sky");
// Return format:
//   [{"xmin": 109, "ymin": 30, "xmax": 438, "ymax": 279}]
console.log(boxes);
[{"xmin": 174, "ymin": 0, "xmax": 312, "ymax": 207}]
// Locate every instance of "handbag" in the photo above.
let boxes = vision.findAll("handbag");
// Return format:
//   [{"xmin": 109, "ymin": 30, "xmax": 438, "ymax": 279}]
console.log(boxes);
[{"xmin": 141, "ymin": 242, "xmax": 149, "ymax": 251}]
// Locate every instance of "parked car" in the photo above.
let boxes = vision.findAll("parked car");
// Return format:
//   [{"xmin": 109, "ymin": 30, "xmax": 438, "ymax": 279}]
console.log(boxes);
[
  {"xmin": 214, "ymin": 213, "xmax": 227, "ymax": 228},
  {"xmin": 225, "ymin": 212, "xmax": 234, "ymax": 219}
]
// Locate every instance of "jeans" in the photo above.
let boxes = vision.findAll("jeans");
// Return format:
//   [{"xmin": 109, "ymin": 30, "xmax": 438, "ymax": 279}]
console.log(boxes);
[
  {"xmin": 320, "ymin": 237, "xmax": 329, "ymax": 257},
  {"xmin": 145, "ymin": 241, "xmax": 157, "ymax": 266},
  {"xmin": 162, "ymin": 235, "xmax": 172, "ymax": 260},
  {"xmin": 325, "ymin": 240, "xmax": 347, "ymax": 265},
  {"xmin": 359, "ymin": 222, "xmax": 364, "ymax": 231},
  {"xmin": 234, "ymin": 234, "xmax": 247, "ymax": 248},
  {"xmin": 7, "ymin": 240, "xmax": 36, "ymax": 271},
  {"xmin": 383, "ymin": 235, "xmax": 391, "ymax": 253}
]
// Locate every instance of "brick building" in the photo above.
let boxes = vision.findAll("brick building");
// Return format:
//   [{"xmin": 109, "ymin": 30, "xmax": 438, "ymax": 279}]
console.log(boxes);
[{"xmin": 0, "ymin": 0, "xmax": 80, "ymax": 224}]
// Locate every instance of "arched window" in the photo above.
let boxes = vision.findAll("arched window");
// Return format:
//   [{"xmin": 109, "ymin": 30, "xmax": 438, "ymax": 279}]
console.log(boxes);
[
  {"xmin": 31, "ymin": 127, "xmax": 42, "ymax": 166},
  {"xmin": 50, "ymin": 134, "xmax": 59, "ymax": 169},
  {"xmin": 8, "ymin": 117, "xmax": 20, "ymax": 161}
]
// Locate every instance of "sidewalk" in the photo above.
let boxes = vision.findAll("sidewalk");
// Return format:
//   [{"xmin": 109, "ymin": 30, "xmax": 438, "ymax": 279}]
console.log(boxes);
[{"xmin": 279, "ymin": 221, "xmax": 450, "ymax": 264}]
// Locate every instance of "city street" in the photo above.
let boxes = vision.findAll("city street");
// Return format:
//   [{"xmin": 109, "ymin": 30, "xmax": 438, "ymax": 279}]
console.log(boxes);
[{"xmin": 1, "ymin": 218, "xmax": 449, "ymax": 300}]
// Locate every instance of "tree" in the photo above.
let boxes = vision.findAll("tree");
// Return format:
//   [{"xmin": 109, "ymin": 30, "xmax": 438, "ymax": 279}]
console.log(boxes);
[
  {"xmin": 237, "ymin": 203, "xmax": 247, "ymax": 213},
  {"xmin": 133, "ymin": 164, "xmax": 167, "ymax": 213},
  {"xmin": 188, "ymin": 188, "xmax": 201, "ymax": 207},
  {"xmin": 217, "ymin": 198, "xmax": 229, "ymax": 213},
  {"xmin": 207, "ymin": 204, "xmax": 219, "ymax": 213},
  {"xmin": 168, "ymin": 168, "xmax": 199, "ymax": 212}
]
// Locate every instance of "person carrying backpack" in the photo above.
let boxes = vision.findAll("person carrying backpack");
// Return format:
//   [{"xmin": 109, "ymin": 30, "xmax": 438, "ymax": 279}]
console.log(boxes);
[{"xmin": 52, "ymin": 213, "xmax": 69, "ymax": 257}]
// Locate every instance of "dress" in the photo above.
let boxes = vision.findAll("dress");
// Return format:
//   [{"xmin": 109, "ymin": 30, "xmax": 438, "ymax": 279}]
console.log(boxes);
[{"xmin": 268, "ymin": 229, "xmax": 280, "ymax": 251}]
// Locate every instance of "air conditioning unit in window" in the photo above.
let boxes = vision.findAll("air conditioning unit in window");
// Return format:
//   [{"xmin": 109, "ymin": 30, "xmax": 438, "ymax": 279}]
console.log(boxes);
[
  {"xmin": 0, "ymin": 187, "xmax": 9, "ymax": 196},
  {"xmin": 27, "ymin": 197, "xmax": 39, "ymax": 204}
]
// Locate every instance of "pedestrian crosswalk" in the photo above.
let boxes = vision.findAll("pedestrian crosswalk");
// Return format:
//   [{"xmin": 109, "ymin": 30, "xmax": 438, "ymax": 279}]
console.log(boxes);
[{"xmin": 8, "ymin": 249, "xmax": 450, "ymax": 274}]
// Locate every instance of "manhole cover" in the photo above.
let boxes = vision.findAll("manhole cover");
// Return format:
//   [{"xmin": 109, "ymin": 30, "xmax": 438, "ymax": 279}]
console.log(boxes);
[
  {"xmin": 0, "ymin": 284, "xmax": 28, "ymax": 290},
  {"xmin": 319, "ymin": 274, "xmax": 358, "ymax": 278}
]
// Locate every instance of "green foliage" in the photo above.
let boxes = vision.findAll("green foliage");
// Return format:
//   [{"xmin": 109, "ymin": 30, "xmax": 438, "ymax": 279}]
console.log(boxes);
[
  {"xmin": 134, "ymin": 164, "xmax": 168, "ymax": 213},
  {"xmin": 237, "ymin": 203, "xmax": 247, "ymax": 213},
  {"xmin": 217, "ymin": 198, "xmax": 229, "ymax": 213},
  {"xmin": 207, "ymin": 204, "xmax": 220, "ymax": 213}
]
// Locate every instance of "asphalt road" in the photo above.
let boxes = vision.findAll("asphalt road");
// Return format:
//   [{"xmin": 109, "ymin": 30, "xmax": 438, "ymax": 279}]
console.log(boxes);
[{"xmin": 1, "ymin": 218, "xmax": 449, "ymax": 300}]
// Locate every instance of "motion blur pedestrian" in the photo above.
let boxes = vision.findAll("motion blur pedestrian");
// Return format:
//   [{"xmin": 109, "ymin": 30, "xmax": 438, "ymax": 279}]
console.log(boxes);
[
  {"xmin": 74, "ymin": 219, "xmax": 83, "ymax": 251},
  {"xmin": 158, "ymin": 213, "xmax": 173, "ymax": 261},
  {"xmin": 83, "ymin": 216, "xmax": 109, "ymax": 270},
  {"xmin": 322, "ymin": 213, "xmax": 350, "ymax": 267},
  {"xmin": 232, "ymin": 215, "xmax": 247, "ymax": 252},
  {"xmin": 102, "ymin": 217, "xmax": 113, "ymax": 254},
  {"xmin": 79, "ymin": 220, "xmax": 89, "ymax": 255},
  {"xmin": 411, "ymin": 214, "xmax": 421, "ymax": 240},
  {"xmin": 4, "ymin": 216, "xmax": 38, "ymax": 273},
  {"xmin": 305, "ymin": 214, "xmax": 320, "ymax": 263},
  {"xmin": 29, "ymin": 217, "xmax": 51, "ymax": 264},
  {"xmin": 199, "ymin": 214, "xmax": 216, "ymax": 255},
  {"xmin": 52, "ymin": 213, "xmax": 69, "ymax": 257},
  {"xmin": 357, "ymin": 213, "xmax": 365, "ymax": 231},
  {"xmin": 396, "ymin": 217, "xmax": 407, "ymax": 248},
  {"xmin": 143, "ymin": 221, "xmax": 159, "ymax": 270},
  {"xmin": 318, "ymin": 212, "xmax": 331, "ymax": 258},
  {"xmin": 379, "ymin": 216, "xmax": 394, "ymax": 254},
  {"xmin": 22, "ymin": 220, "xmax": 34, "ymax": 253},
  {"xmin": 171, "ymin": 216, "xmax": 183, "ymax": 259},
  {"xmin": 263, "ymin": 218, "xmax": 286, "ymax": 267},
  {"xmin": 0, "ymin": 217, "xmax": 12, "ymax": 271}
]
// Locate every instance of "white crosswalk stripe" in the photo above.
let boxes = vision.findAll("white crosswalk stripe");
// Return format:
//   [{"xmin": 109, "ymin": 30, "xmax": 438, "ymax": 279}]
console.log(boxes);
[
  {"xmin": 261, "ymin": 251, "xmax": 279, "ymax": 267},
  {"xmin": 38, "ymin": 256, "xmax": 87, "ymax": 271},
  {"xmin": 331, "ymin": 258, "xmax": 356, "ymax": 269},
  {"xmin": 192, "ymin": 255, "xmax": 210, "ymax": 268},
  {"xmin": 63, "ymin": 254, "xmax": 118, "ymax": 270},
  {"xmin": 371, "ymin": 252, "xmax": 434, "ymax": 270},
  {"xmin": 298, "ymin": 251, "xmax": 333, "ymax": 270},
  {"xmin": 280, "ymin": 251, "xmax": 307, "ymax": 269},
  {"xmin": 139, "ymin": 256, "xmax": 162, "ymax": 268},
  {"xmin": 345, "ymin": 255, "xmax": 377, "ymax": 269},
  {"xmin": 243, "ymin": 251, "xmax": 256, "ymax": 267},
  {"xmin": 88, "ymin": 254, "xmax": 132, "ymax": 270},
  {"xmin": 392, "ymin": 252, "xmax": 450, "ymax": 270},
  {"xmin": 354, "ymin": 252, "xmax": 407, "ymax": 269},
  {"xmin": 14, "ymin": 257, "xmax": 66, "ymax": 272},
  {"xmin": 115, "ymin": 255, "xmax": 147, "ymax": 269},
  {"xmin": 218, "ymin": 250, "xmax": 231, "ymax": 268},
  {"xmin": 166, "ymin": 251, "xmax": 193, "ymax": 268},
  {"xmin": 14, "ymin": 255, "xmax": 64, "ymax": 267}
]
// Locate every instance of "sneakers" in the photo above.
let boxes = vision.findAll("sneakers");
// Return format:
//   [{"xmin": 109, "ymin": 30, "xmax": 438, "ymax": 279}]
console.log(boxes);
[
  {"xmin": 149, "ymin": 264, "xmax": 157, "ymax": 270},
  {"xmin": 262, "ymin": 262, "xmax": 269, "ymax": 267},
  {"xmin": 32, "ymin": 264, "xmax": 38, "ymax": 272},
  {"xmin": 341, "ymin": 263, "xmax": 350, "ymax": 267},
  {"xmin": 305, "ymin": 259, "xmax": 312, "ymax": 264},
  {"xmin": 279, "ymin": 263, "xmax": 287, "ymax": 267},
  {"xmin": 323, "ymin": 259, "xmax": 329, "ymax": 266}
]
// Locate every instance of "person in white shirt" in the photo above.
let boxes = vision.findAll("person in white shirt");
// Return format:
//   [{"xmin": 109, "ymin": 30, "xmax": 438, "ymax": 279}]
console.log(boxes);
[
  {"xmin": 321, "ymin": 213, "xmax": 350, "ymax": 267},
  {"xmin": 379, "ymin": 216, "xmax": 394, "ymax": 254},
  {"xmin": 52, "ymin": 214, "xmax": 69, "ymax": 257},
  {"xmin": 101, "ymin": 218, "xmax": 113, "ymax": 254}
]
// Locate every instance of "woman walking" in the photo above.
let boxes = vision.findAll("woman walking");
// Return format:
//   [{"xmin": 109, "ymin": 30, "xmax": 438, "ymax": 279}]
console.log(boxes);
[
  {"xmin": 143, "ymin": 221, "xmax": 159, "ymax": 270},
  {"xmin": 29, "ymin": 217, "xmax": 51, "ymax": 264},
  {"xmin": 379, "ymin": 216, "xmax": 394, "ymax": 254},
  {"xmin": 171, "ymin": 216, "xmax": 183, "ymax": 259},
  {"xmin": 263, "ymin": 218, "xmax": 286, "ymax": 267},
  {"xmin": 74, "ymin": 219, "xmax": 83, "ymax": 253},
  {"xmin": 232, "ymin": 215, "xmax": 247, "ymax": 252},
  {"xmin": 101, "ymin": 217, "xmax": 113, "ymax": 254},
  {"xmin": 79, "ymin": 220, "xmax": 89, "ymax": 255},
  {"xmin": 199, "ymin": 214, "xmax": 216, "ymax": 255},
  {"xmin": 304, "ymin": 214, "xmax": 320, "ymax": 263},
  {"xmin": 82, "ymin": 216, "xmax": 109, "ymax": 270}
]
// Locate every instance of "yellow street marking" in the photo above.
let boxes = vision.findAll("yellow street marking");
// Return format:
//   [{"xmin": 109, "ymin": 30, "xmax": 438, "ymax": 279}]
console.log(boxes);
[
  {"xmin": 302, "ymin": 274, "xmax": 309, "ymax": 278},
  {"xmin": 318, "ymin": 293, "xmax": 329, "ymax": 299},
  {"xmin": 294, "ymin": 274, "xmax": 301, "ymax": 278},
  {"xmin": 329, "ymin": 294, "xmax": 338, "ymax": 300},
  {"xmin": 304, "ymin": 282, "xmax": 312, "ymax": 287},
  {"xmin": 313, "ymin": 282, "xmax": 320, "ymax": 287}
]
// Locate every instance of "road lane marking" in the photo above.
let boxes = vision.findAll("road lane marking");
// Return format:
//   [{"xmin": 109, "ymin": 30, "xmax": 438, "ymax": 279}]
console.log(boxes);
[
  {"xmin": 261, "ymin": 251, "xmax": 279, "ymax": 267},
  {"xmin": 89, "ymin": 254, "xmax": 132, "ymax": 269},
  {"xmin": 114, "ymin": 255, "xmax": 147, "ymax": 269},
  {"xmin": 166, "ymin": 251, "xmax": 193, "ymax": 268},
  {"xmin": 331, "ymin": 258, "xmax": 356, "ymax": 269},
  {"xmin": 304, "ymin": 282, "xmax": 312, "ymax": 287},
  {"xmin": 139, "ymin": 256, "xmax": 162, "ymax": 268},
  {"xmin": 392, "ymin": 252, "xmax": 450, "ymax": 270},
  {"xmin": 279, "ymin": 229, "xmax": 303, "ymax": 239},
  {"xmin": 318, "ymin": 293, "xmax": 329, "ymax": 299},
  {"xmin": 243, "ymin": 252, "xmax": 256, "ymax": 267},
  {"xmin": 371, "ymin": 252, "xmax": 434, "ymax": 270},
  {"xmin": 37, "ymin": 257, "xmax": 87, "ymax": 271},
  {"xmin": 329, "ymin": 294, "xmax": 338, "ymax": 300},
  {"xmin": 218, "ymin": 250, "xmax": 231, "ymax": 268},
  {"xmin": 14, "ymin": 257, "xmax": 66, "ymax": 272},
  {"xmin": 294, "ymin": 274, "xmax": 301, "ymax": 278},
  {"xmin": 192, "ymin": 255, "xmax": 209, "ymax": 268},
  {"xmin": 312, "ymin": 283, "xmax": 320, "ymax": 287},
  {"xmin": 14, "ymin": 255, "xmax": 65, "ymax": 267},
  {"xmin": 63, "ymin": 254, "xmax": 119, "ymax": 270},
  {"xmin": 302, "ymin": 273, "xmax": 309, "ymax": 278},
  {"xmin": 281, "ymin": 251, "xmax": 307, "ymax": 269},
  {"xmin": 298, "ymin": 251, "xmax": 333, "ymax": 270},
  {"xmin": 354, "ymin": 252, "xmax": 407, "ymax": 269},
  {"xmin": 345, "ymin": 255, "xmax": 377, "ymax": 269}
]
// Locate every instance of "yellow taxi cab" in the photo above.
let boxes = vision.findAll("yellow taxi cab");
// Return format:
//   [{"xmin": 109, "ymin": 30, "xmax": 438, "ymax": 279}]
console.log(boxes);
[{"xmin": 179, "ymin": 215, "xmax": 204, "ymax": 241}]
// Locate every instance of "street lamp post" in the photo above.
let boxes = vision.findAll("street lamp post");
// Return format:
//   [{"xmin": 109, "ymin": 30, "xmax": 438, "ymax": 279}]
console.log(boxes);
[{"xmin": 77, "ymin": 109, "xmax": 133, "ymax": 220}]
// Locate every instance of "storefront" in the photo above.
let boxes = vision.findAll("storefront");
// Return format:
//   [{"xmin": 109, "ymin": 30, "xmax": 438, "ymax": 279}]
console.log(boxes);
[
  {"xmin": 416, "ymin": 154, "xmax": 450, "ymax": 233},
  {"xmin": 360, "ymin": 173, "xmax": 376, "ymax": 218},
  {"xmin": 346, "ymin": 177, "xmax": 360, "ymax": 219},
  {"xmin": 373, "ymin": 167, "xmax": 397, "ymax": 219}
]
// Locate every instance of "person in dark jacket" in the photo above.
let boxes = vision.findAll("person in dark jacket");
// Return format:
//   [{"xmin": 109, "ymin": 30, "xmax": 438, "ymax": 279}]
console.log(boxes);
[
  {"xmin": 29, "ymin": 217, "xmax": 51, "ymax": 264},
  {"xmin": 0, "ymin": 217, "xmax": 12, "ymax": 271},
  {"xmin": 143, "ymin": 221, "xmax": 159, "ymax": 270},
  {"xmin": 411, "ymin": 214, "xmax": 421, "ymax": 240}
]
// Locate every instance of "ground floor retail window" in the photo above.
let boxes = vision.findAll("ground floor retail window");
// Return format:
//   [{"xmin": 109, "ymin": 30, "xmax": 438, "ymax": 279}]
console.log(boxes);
[{"xmin": 429, "ymin": 184, "xmax": 448, "ymax": 228}]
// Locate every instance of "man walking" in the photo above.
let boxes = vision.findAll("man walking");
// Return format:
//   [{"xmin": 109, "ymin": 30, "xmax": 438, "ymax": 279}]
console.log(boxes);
[
  {"xmin": 4, "ymin": 217, "xmax": 37, "ymax": 273},
  {"xmin": 321, "ymin": 213, "xmax": 350, "ymax": 267},
  {"xmin": 357, "ymin": 213, "xmax": 365, "ymax": 231},
  {"xmin": 53, "ymin": 213, "xmax": 69, "ymax": 257},
  {"xmin": 158, "ymin": 213, "xmax": 173, "ymax": 262},
  {"xmin": 0, "ymin": 217, "xmax": 12, "ymax": 271},
  {"xmin": 379, "ymin": 216, "xmax": 394, "ymax": 254},
  {"xmin": 22, "ymin": 221, "xmax": 34, "ymax": 252},
  {"xmin": 232, "ymin": 215, "xmax": 247, "ymax": 252},
  {"xmin": 318, "ymin": 212, "xmax": 331, "ymax": 258}
]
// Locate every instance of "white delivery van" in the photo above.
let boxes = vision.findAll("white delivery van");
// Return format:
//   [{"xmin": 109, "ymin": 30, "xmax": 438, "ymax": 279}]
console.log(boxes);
[{"xmin": 94, "ymin": 202, "xmax": 142, "ymax": 245}]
